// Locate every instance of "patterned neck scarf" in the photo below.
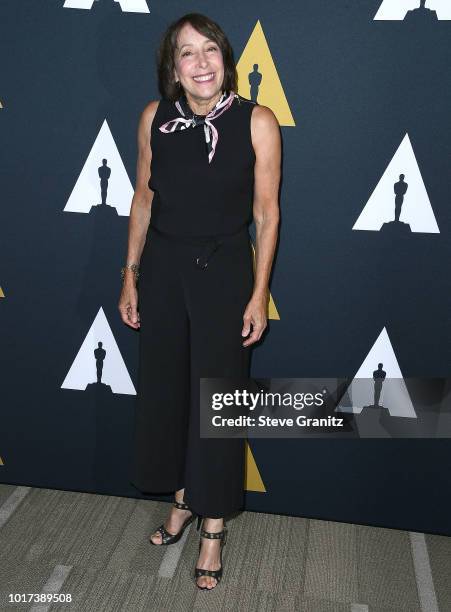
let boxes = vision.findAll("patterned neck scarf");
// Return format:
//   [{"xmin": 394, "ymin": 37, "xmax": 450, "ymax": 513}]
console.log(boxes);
[{"xmin": 159, "ymin": 90, "xmax": 237, "ymax": 163}]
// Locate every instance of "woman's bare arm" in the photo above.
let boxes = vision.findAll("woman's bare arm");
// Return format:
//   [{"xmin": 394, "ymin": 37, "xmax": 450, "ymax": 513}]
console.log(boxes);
[
  {"xmin": 124, "ymin": 100, "xmax": 160, "ymax": 276},
  {"xmin": 242, "ymin": 104, "xmax": 281, "ymax": 346},
  {"xmin": 118, "ymin": 100, "xmax": 159, "ymax": 328}
]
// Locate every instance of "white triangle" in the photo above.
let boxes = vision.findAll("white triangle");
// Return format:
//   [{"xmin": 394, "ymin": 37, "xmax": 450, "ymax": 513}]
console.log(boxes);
[
  {"xmin": 64, "ymin": 0, "xmax": 95, "ymax": 7},
  {"xmin": 63, "ymin": 0, "xmax": 150, "ymax": 12},
  {"xmin": 61, "ymin": 306, "xmax": 136, "ymax": 394},
  {"xmin": 336, "ymin": 327, "xmax": 417, "ymax": 417},
  {"xmin": 64, "ymin": 119, "xmax": 134, "ymax": 216},
  {"xmin": 116, "ymin": 0, "xmax": 149, "ymax": 11},
  {"xmin": 374, "ymin": 0, "xmax": 451, "ymax": 20},
  {"xmin": 353, "ymin": 133, "xmax": 439, "ymax": 233}
]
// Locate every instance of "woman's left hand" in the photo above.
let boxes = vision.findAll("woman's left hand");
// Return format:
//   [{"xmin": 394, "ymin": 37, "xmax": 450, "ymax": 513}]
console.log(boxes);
[{"xmin": 241, "ymin": 291, "xmax": 268, "ymax": 347}]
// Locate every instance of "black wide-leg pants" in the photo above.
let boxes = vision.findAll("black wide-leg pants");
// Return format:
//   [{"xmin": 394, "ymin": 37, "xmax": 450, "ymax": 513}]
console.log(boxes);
[{"xmin": 130, "ymin": 222, "xmax": 254, "ymax": 518}]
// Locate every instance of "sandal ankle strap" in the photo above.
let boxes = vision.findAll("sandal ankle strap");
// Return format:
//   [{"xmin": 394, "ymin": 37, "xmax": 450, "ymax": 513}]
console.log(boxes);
[
  {"xmin": 173, "ymin": 500, "xmax": 190, "ymax": 510},
  {"xmin": 200, "ymin": 527, "xmax": 226, "ymax": 539}
]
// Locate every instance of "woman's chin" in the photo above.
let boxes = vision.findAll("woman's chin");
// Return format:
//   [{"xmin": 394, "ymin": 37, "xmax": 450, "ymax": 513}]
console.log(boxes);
[{"xmin": 188, "ymin": 81, "xmax": 220, "ymax": 98}]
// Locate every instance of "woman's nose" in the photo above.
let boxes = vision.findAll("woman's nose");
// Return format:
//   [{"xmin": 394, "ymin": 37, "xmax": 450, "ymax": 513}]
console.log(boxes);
[{"xmin": 197, "ymin": 53, "xmax": 208, "ymax": 67}]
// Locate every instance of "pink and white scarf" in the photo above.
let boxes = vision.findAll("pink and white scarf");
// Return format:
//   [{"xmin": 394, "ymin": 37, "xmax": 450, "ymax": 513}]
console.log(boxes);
[{"xmin": 159, "ymin": 90, "xmax": 237, "ymax": 163}]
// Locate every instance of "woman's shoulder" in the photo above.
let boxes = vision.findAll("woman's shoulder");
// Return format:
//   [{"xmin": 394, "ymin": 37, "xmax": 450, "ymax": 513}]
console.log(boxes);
[
  {"xmin": 246, "ymin": 99, "xmax": 278, "ymax": 126},
  {"xmin": 138, "ymin": 100, "xmax": 160, "ymax": 134},
  {"xmin": 140, "ymin": 98, "xmax": 178, "ymax": 137},
  {"xmin": 138, "ymin": 100, "xmax": 167, "ymax": 148},
  {"xmin": 232, "ymin": 93, "xmax": 257, "ymax": 113},
  {"xmin": 141, "ymin": 99, "xmax": 161, "ymax": 120},
  {"xmin": 142, "ymin": 97, "xmax": 178, "ymax": 117},
  {"xmin": 249, "ymin": 100, "xmax": 280, "ymax": 151},
  {"xmin": 232, "ymin": 93, "xmax": 275, "ymax": 123}
]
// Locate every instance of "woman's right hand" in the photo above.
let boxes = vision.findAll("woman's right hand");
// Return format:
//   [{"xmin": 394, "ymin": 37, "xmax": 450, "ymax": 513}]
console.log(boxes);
[{"xmin": 118, "ymin": 278, "xmax": 140, "ymax": 329}]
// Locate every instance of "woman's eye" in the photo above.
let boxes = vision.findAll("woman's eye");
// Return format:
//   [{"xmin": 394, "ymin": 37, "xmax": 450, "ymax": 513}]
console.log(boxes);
[{"xmin": 181, "ymin": 46, "xmax": 216, "ymax": 57}]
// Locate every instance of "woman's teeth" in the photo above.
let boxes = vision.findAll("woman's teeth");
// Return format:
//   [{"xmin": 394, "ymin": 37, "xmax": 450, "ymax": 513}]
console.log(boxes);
[{"xmin": 193, "ymin": 73, "xmax": 214, "ymax": 82}]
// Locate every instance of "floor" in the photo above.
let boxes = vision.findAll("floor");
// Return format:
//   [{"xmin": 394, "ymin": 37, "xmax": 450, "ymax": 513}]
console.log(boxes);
[{"xmin": 0, "ymin": 484, "xmax": 450, "ymax": 611}]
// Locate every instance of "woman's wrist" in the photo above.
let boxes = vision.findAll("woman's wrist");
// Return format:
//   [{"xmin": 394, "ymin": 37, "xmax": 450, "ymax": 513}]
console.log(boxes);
[
  {"xmin": 122, "ymin": 270, "xmax": 137, "ymax": 281},
  {"xmin": 252, "ymin": 286, "xmax": 269, "ymax": 300},
  {"xmin": 121, "ymin": 263, "xmax": 140, "ymax": 285}
]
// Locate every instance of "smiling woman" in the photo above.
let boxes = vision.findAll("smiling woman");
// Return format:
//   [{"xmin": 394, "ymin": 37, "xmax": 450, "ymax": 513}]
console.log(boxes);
[
  {"xmin": 175, "ymin": 30, "xmax": 223, "ymax": 101},
  {"xmin": 119, "ymin": 11, "xmax": 281, "ymax": 591},
  {"xmin": 156, "ymin": 13, "xmax": 238, "ymax": 110}
]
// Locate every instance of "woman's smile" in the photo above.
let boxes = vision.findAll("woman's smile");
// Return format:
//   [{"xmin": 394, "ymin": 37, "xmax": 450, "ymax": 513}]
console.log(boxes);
[{"xmin": 192, "ymin": 72, "xmax": 215, "ymax": 83}]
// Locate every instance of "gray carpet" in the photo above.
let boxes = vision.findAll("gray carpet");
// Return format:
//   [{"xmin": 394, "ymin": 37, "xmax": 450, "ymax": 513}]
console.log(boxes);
[{"xmin": 0, "ymin": 484, "xmax": 450, "ymax": 611}]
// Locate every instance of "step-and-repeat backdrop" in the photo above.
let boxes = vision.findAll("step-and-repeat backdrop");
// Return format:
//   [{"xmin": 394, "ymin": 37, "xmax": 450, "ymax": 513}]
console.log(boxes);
[{"xmin": 1, "ymin": 0, "xmax": 451, "ymax": 535}]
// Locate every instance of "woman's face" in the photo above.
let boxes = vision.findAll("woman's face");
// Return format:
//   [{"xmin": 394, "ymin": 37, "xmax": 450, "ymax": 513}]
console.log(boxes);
[{"xmin": 173, "ymin": 23, "xmax": 224, "ymax": 101}]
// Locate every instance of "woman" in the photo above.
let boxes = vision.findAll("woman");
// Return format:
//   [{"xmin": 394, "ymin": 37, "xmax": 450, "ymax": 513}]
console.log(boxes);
[{"xmin": 118, "ymin": 12, "xmax": 280, "ymax": 590}]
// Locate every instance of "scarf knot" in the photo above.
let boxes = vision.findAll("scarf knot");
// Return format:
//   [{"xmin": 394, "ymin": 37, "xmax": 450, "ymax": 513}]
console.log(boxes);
[{"xmin": 159, "ymin": 90, "xmax": 237, "ymax": 163}]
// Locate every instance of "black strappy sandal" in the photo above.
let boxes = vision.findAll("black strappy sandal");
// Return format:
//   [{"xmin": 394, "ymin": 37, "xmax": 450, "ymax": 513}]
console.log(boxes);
[
  {"xmin": 149, "ymin": 500, "xmax": 200, "ymax": 546},
  {"xmin": 194, "ymin": 519, "xmax": 228, "ymax": 590}
]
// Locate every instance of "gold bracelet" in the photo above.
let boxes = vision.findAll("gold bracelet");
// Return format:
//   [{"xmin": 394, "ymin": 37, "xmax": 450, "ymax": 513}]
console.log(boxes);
[{"xmin": 120, "ymin": 263, "xmax": 140, "ymax": 282}]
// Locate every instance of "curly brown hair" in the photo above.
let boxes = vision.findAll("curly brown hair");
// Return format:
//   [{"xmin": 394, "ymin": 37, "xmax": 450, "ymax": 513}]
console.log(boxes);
[{"xmin": 156, "ymin": 13, "xmax": 238, "ymax": 101}]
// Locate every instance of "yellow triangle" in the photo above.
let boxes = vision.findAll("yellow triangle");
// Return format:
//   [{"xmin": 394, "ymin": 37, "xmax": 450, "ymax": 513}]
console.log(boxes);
[
  {"xmin": 251, "ymin": 243, "xmax": 280, "ymax": 320},
  {"xmin": 244, "ymin": 440, "xmax": 266, "ymax": 492},
  {"xmin": 0, "ymin": 287, "xmax": 4, "ymax": 298},
  {"xmin": 267, "ymin": 290, "xmax": 280, "ymax": 320},
  {"xmin": 236, "ymin": 20, "xmax": 295, "ymax": 126}
]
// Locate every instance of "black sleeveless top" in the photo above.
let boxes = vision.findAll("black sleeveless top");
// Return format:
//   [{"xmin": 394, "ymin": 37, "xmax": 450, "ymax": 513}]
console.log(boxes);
[{"xmin": 148, "ymin": 93, "xmax": 257, "ymax": 237}]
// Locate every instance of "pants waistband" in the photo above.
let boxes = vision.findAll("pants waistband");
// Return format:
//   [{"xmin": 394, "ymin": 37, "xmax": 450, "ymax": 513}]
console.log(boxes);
[
  {"xmin": 149, "ymin": 221, "xmax": 247, "ymax": 243},
  {"xmin": 148, "ymin": 222, "xmax": 248, "ymax": 269}
]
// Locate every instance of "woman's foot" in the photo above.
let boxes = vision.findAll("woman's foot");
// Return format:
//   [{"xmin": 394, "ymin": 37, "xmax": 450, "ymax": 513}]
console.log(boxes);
[
  {"xmin": 150, "ymin": 492, "xmax": 192, "ymax": 545},
  {"xmin": 195, "ymin": 518, "xmax": 224, "ymax": 589}
]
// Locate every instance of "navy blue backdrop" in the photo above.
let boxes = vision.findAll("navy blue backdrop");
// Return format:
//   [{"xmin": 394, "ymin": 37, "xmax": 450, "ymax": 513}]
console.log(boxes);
[{"xmin": 1, "ymin": 0, "xmax": 451, "ymax": 535}]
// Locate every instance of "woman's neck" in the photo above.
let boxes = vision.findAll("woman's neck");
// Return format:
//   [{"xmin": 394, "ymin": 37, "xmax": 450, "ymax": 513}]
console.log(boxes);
[{"xmin": 184, "ymin": 90, "xmax": 223, "ymax": 116}]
